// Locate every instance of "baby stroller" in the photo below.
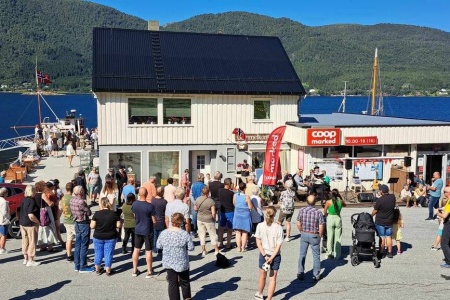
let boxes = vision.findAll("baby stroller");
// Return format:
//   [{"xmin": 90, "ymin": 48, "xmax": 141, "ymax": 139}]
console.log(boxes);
[{"xmin": 350, "ymin": 212, "xmax": 380, "ymax": 268}]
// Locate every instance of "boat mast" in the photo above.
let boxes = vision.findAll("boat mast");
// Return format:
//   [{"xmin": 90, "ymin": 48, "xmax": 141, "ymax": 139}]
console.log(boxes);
[
  {"xmin": 338, "ymin": 81, "xmax": 348, "ymax": 113},
  {"xmin": 35, "ymin": 57, "xmax": 42, "ymax": 126},
  {"xmin": 370, "ymin": 48, "xmax": 378, "ymax": 115}
]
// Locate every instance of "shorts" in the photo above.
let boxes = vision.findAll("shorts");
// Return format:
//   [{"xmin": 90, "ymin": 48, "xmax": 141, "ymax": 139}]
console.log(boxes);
[
  {"xmin": 0, "ymin": 225, "xmax": 8, "ymax": 236},
  {"xmin": 65, "ymin": 224, "xmax": 75, "ymax": 240},
  {"xmin": 375, "ymin": 224, "xmax": 393, "ymax": 237},
  {"xmin": 258, "ymin": 253, "xmax": 281, "ymax": 271},
  {"xmin": 88, "ymin": 184, "xmax": 98, "ymax": 195},
  {"xmin": 134, "ymin": 233, "xmax": 153, "ymax": 251},
  {"xmin": 438, "ymin": 229, "xmax": 443, "ymax": 237},
  {"xmin": 219, "ymin": 212, "xmax": 234, "ymax": 229},
  {"xmin": 278, "ymin": 211, "xmax": 293, "ymax": 223}
]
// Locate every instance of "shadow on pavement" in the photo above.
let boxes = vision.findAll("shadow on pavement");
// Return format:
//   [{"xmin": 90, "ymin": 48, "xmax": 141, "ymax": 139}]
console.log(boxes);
[
  {"xmin": 190, "ymin": 256, "xmax": 243, "ymax": 281},
  {"xmin": 194, "ymin": 276, "xmax": 240, "ymax": 299},
  {"xmin": 10, "ymin": 280, "xmax": 71, "ymax": 300}
]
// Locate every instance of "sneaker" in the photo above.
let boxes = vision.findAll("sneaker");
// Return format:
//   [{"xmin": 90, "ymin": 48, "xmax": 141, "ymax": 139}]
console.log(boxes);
[
  {"xmin": 23, "ymin": 259, "xmax": 28, "ymax": 265},
  {"xmin": 0, "ymin": 249, "xmax": 9, "ymax": 254},
  {"xmin": 79, "ymin": 267, "xmax": 95, "ymax": 273},
  {"xmin": 297, "ymin": 273, "xmax": 304, "ymax": 281},
  {"xmin": 387, "ymin": 252, "xmax": 393, "ymax": 258},
  {"xmin": 145, "ymin": 272, "xmax": 154, "ymax": 279},
  {"xmin": 26, "ymin": 261, "xmax": 41, "ymax": 267},
  {"xmin": 425, "ymin": 218, "xmax": 433, "ymax": 221},
  {"xmin": 284, "ymin": 237, "xmax": 290, "ymax": 242},
  {"xmin": 66, "ymin": 255, "xmax": 74, "ymax": 262},
  {"xmin": 397, "ymin": 251, "xmax": 402, "ymax": 255},
  {"xmin": 254, "ymin": 293, "xmax": 264, "ymax": 300},
  {"xmin": 132, "ymin": 269, "xmax": 140, "ymax": 277},
  {"xmin": 201, "ymin": 251, "xmax": 207, "ymax": 257},
  {"xmin": 313, "ymin": 274, "xmax": 322, "ymax": 282},
  {"xmin": 440, "ymin": 263, "xmax": 450, "ymax": 268}
]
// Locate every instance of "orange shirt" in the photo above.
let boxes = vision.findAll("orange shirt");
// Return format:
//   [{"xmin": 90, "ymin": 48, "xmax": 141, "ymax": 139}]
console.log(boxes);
[{"xmin": 142, "ymin": 181, "xmax": 156, "ymax": 201}]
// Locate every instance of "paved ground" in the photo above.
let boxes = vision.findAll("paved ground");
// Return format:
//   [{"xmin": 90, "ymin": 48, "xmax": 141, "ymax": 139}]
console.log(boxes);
[{"xmin": 1, "ymin": 205, "xmax": 449, "ymax": 300}]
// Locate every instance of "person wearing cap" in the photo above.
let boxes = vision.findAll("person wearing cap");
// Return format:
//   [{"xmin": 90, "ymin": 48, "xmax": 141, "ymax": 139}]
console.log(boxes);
[{"xmin": 372, "ymin": 184, "xmax": 396, "ymax": 258}]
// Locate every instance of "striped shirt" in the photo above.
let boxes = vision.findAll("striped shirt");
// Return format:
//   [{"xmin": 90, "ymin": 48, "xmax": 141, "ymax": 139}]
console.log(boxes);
[{"xmin": 297, "ymin": 205, "xmax": 324, "ymax": 233}]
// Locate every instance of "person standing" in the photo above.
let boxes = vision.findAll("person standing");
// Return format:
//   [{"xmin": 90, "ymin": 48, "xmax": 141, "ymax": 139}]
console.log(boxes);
[
  {"xmin": 142, "ymin": 176, "xmax": 157, "ymax": 201},
  {"xmin": 87, "ymin": 167, "xmax": 100, "ymax": 204},
  {"xmin": 70, "ymin": 186, "xmax": 94, "ymax": 273},
  {"xmin": 218, "ymin": 178, "xmax": 235, "ymax": 249},
  {"xmin": 116, "ymin": 165, "xmax": 128, "ymax": 200},
  {"xmin": 66, "ymin": 141, "xmax": 76, "ymax": 168},
  {"xmin": 296, "ymin": 195, "xmax": 324, "ymax": 282},
  {"xmin": 152, "ymin": 186, "xmax": 168, "ymax": 254},
  {"xmin": 435, "ymin": 187, "xmax": 450, "ymax": 268},
  {"xmin": 0, "ymin": 187, "xmax": 11, "ymax": 254},
  {"xmin": 233, "ymin": 182, "xmax": 253, "ymax": 252},
  {"xmin": 121, "ymin": 178, "xmax": 136, "ymax": 203},
  {"xmin": 19, "ymin": 185, "xmax": 40, "ymax": 266},
  {"xmin": 208, "ymin": 171, "xmax": 224, "ymax": 220},
  {"xmin": 254, "ymin": 206, "xmax": 283, "ymax": 300},
  {"xmin": 190, "ymin": 173, "xmax": 206, "ymax": 236},
  {"xmin": 90, "ymin": 197, "xmax": 121, "ymax": 276},
  {"xmin": 323, "ymin": 189, "xmax": 346, "ymax": 259},
  {"xmin": 163, "ymin": 178, "xmax": 177, "ymax": 202},
  {"xmin": 181, "ymin": 169, "xmax": 190, "ymax": 193},
  {"xmin": 131, "ymin": 187, "xmax": 157, "ymax": 278},
  {"xmin": 60, "ymin": 182, "xmax": 75, "ymax": 262},
  {"xmin": 372, "ymin": 184, "xmax": 396, "ymax": 258},
  {"xmin": 121, "ymin": 193, "xmax": 136, "ymax": 254},
  {"xmin": 277, "ymin": 180, "xmax": 296, "ymax": 242},
  {"xmin": 165, "ymin": 187, "xmax": 191, "ymax": 232},
  {"xmin": 195, "ymin": 186, "xmax": 220, "ymax": 257},
  {"xmin": 426, "ymin": 171, "xmax": 443, "ymax": 220},
  {"xmin": 156, "ymin": 213, "xmax": 194, "ymax": 300}
]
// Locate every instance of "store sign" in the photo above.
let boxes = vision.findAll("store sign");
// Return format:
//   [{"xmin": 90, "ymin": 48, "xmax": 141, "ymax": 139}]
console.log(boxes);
[
  {"xmin": 345, "ymin": 136, "xmax": 378, "ymax": 146},
  {"xmin": 234, "ymin": 134, "xmax": 270, "ymax": 142},
  {"xmin": 306, "ymin": 128, "xmax": 340, "ymax": 146}
]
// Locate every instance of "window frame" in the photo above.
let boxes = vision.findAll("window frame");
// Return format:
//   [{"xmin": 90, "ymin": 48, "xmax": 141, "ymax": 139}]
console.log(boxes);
[
  {"xmin": 127, "ymin": 97, "xmax": 158, "ymax": 126},
  {"xmin": 253, "ymin": 99, "xmax": 272, "ymax": 122}
]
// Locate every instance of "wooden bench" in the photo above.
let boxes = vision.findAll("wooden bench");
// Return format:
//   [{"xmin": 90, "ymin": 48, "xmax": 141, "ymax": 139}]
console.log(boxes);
[{"xmin": 5, "ymin": 166, "xmax": 27, "ymax": 183}]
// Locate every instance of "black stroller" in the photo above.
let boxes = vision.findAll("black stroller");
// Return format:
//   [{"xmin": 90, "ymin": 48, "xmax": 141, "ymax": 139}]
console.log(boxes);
[{"xmin": 350, "ymin": 212, "xmax": 381, "ymax": 268}]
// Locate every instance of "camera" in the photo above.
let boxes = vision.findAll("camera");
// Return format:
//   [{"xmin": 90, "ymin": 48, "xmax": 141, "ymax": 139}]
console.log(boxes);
[{"xmin": 262, "ymin": 262, "xmax": 271, "ymax": 272}]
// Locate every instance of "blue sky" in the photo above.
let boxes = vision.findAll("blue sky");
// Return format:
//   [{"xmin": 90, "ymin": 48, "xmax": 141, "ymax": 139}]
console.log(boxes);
[{"xmin": 88, "ymin": 0, "xmax": 450, "ymax": 32}]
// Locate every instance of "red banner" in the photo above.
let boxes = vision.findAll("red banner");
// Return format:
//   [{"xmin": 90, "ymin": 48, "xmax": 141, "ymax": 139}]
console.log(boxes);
[{"xmin": 263, "ymin": 126, "xmax": 286, "ymax": 185}]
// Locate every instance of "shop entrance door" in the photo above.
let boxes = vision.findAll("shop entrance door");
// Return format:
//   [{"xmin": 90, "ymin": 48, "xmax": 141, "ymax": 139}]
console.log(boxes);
[
  {"xmin": 425, "ymin": 154, "xmax": 443, "ymax": 184},
  {"xmin": 190, "ymin": 151, "xmax": 210, "ymax": 183}
]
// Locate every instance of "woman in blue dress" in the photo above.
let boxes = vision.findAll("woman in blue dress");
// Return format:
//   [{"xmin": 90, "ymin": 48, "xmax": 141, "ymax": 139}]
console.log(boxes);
[{"xmin": 233, "ymin": 182, "xmax": 253, "ymax": 252}]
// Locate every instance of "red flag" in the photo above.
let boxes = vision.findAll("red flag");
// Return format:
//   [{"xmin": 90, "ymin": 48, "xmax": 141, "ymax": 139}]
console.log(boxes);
[
  {"xmin": 36, "ymin": 70, "xmax": 44, "ymax": 83},
  {"xmin": 43, "ymin": 74, "xmax": 52, "ymax": 84},
  {"xmin": 263, "ymin": 126, "xmax": 286, "ymax": 185},
  {"xmin": 232, "ymin": 128, "xmax": 246, "ymax": 140}
]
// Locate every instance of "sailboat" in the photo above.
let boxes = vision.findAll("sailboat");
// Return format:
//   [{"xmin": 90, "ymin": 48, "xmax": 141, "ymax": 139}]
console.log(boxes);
[{"xmin": 338, "ymin": 81, "xmax": 348, "ymax": 113}]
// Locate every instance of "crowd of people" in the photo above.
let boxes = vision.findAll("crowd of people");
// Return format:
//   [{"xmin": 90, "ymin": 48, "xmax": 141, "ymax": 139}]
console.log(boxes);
[{"xmin": 1, "ymin": 163, "xmax": 450, "ymax": 299}]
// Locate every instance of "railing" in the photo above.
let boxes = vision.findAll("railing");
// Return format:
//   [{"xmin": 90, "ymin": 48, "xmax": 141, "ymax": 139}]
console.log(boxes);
[{"xmin": 0, "ymin": 134, "xmax": 36, "ymax": 152}]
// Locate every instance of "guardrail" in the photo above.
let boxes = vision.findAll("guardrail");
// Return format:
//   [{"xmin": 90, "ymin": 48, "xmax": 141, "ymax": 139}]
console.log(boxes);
[{"xmin": 0, "ymin": 134, "xmax": 35, "ymax": 152}]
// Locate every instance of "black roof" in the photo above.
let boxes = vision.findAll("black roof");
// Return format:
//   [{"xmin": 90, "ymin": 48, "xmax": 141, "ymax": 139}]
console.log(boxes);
[{"xmin": 92, "ymin": 28, "xmax": 306, "ymax": 95}]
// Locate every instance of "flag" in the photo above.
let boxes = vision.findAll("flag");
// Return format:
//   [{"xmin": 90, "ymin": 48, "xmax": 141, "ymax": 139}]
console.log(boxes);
[
  {"xmin": 232, "ymin": 128, "xmax": 246, "ymax": 140},
  {"xmin": 262, "ymin": 126, "xmax": 287, "ymax": 185},
  {"xmin": 36, "ymin": 70, "xmax": 52, "ymax": 84}
]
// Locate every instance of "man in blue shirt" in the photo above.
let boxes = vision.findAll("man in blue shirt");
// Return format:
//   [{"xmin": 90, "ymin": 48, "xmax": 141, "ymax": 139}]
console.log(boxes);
[
  {"xmin": 426, "ymin": 171, "xmax": 443, "ymax": 220},
  {"xmin": 190, "ymin": 173, "xmax": 206, "ymax": 235},
  {"xmin": 121, "ymin": 178, "xmax": 136, "ymax": 204}
]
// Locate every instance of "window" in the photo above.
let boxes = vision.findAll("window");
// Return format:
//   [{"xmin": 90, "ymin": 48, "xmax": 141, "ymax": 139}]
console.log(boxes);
[
  {"xmin": 149, "ymin": 151, "xmax": 180, "ymax": 186},
  {"xmin": 226, "ymin": 147, "xmax": 235, "ymax": 173},
  {"xmin": 197, "ymin": 155, "xmax": 205, "ymax": 169},
  {"xmin": 128, "ymin": 98, "xmax": 157, "ymax": 124},
  {"xmin": 108, "ymin": 152, "xmax": 141, "ymax": 183},
  {"xmin": 254, "ymin": 100, "xmax": 271, "ymax": 120},
  {"xmin": 163, "ymin": 98, "xmax": 191, "ymax": 124}
]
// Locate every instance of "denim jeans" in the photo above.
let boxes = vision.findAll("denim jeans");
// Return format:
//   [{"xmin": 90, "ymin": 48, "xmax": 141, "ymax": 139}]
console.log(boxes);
[
  {"xmin": 93, "ymin": 238, "xmax": 116, "ymax": 268},
  {"xmin": 297, "ymin": 232, "xmax": 321, "ymax": 278},
  {"xmin": 191, "ymin": 211, "xmax": 198, "ymax": 232},
  {"xmin": 153, "ymin": 229, "xmax": 164, "ymax": 253},
  {"xmin": 442, "ymin": 223, "xmax": 450, "ymax": 264},
  {"xmin": 428, "ymin": 196, "xmax": 440, "ymax": 219},
  {"xmin": 74, "ymin": 222, "xmax": 90, "ymax": 270}
]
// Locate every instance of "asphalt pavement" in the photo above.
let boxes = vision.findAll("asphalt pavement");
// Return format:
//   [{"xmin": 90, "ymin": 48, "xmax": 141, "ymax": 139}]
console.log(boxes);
[{"xmin": 1, "ymin": 205, "xmax": 449, "ymax": 300}]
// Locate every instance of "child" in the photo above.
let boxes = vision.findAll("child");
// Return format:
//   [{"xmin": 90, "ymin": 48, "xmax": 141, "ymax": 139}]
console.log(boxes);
[
  {"xmin": 431, "ymin": 216, "xmax": 443, "ymax": 250},
  {"xmin": 392, "ymin": 206, "xmax": 404, "ymax": 254}
]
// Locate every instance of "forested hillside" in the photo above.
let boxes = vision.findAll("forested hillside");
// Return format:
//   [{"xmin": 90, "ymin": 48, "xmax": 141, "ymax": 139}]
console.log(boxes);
[{"xmin": 1, "ymin": 1, "xmax": 449, "ymax": 94}]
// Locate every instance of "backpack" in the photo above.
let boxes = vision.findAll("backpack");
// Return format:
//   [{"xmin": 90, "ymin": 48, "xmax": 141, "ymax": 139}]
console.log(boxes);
[
  {"xmin": 75, "ymin": 176, "xmax": 84, "ymax": 187},
  {"xmin": 280, "ymin": 190, "xmax": 295, "ymax": 214},
  {"xmin": 355, "ymin": 212, "xmax": 376, "ymax": 230}
]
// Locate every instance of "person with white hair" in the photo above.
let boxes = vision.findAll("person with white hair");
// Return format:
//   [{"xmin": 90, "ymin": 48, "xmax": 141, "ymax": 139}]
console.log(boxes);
[{"xmin": 0, "ymin": 170, "xmax": 6, "ymax": 183}]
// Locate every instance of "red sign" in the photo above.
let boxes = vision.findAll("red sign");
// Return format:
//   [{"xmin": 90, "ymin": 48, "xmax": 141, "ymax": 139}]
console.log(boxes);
[
  {"xmin": 306, "ymin": 128, "xmax": 340, "ymax": 147},
  {"xmin": 345, "ymin": 136, "xmax": 378, "ymax": 146},
  {"xmin": 263, "ymin": 126, "xmax": 287, "ymax": 185}
]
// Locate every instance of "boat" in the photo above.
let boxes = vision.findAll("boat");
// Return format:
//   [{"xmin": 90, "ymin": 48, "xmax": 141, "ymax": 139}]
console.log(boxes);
[{"xmin": 338, "ymin": 81, "xmax": 348, "ymax": 113}]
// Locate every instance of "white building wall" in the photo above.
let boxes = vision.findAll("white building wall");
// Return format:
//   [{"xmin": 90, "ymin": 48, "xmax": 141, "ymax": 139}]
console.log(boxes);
[{"xmin": 96, "ymin": 92, "xmax": 298, "ymax": 146}]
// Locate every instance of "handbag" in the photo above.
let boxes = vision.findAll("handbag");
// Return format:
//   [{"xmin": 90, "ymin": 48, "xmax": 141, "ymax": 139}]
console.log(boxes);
[{"xmin": 39, "ymin": 198, "xmax": 51, "ymax": 227}]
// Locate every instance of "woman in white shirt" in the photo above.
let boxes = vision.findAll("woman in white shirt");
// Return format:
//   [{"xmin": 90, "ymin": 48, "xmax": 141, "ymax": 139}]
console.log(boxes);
[{"xmin": 254, "ymin": 206, "xmax": 283, "ymax": 300}]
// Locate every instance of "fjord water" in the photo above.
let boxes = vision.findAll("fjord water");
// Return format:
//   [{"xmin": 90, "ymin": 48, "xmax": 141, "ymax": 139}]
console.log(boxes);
[{"xmin": 1, "ymin": 93, "xmax": 449, "ymax": 141}]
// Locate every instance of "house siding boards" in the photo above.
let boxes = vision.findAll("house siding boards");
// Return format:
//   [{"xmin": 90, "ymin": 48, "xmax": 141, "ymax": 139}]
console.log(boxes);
[{"xmin": 97, "ymin": 93, "xmax": 298, "ymax": 146}]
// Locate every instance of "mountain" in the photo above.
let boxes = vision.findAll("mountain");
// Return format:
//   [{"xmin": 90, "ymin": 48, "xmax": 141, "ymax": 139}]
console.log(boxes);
[{"xmin": 0, "ymin": 1, "xmax": 449, "ymax": 95}]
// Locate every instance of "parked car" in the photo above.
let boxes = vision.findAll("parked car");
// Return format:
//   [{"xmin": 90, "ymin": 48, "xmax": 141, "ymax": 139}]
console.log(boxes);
[{"xmin": 0, "ymin": 183, "xmax": 26, "ymax": 238}]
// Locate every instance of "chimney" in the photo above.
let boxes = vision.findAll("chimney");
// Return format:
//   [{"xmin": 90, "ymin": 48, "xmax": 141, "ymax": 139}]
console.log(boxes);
[{"xmin": 148, "ymin": 20, "xmax": 159, "ymax": 31}]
